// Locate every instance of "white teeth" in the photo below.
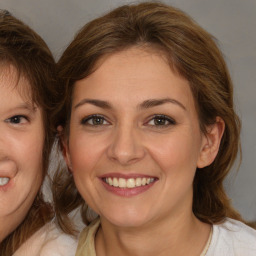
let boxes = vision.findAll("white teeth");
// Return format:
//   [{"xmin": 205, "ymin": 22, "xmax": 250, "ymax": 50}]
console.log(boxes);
[
  {"xmin": 127, "ymin": 178, "xmax": 135, "ymax": 188},
  {"xmin": 0, "ymin": 177, "xmax": 10, "ymax": 186},
  {"xmin": 107, "ymin": 177, "xmax": 113, "ymax": 186},
  {"xmin": 113, "ymin": 177, "xmax": 118, "ymax": 187},
  {"xmin": 119, "ymin": 178, "xmax": 126, "ymax": 188},
  {"xmin": 105, "ymin": 177, "xmax": 155, "ymax": 188},
  {"xmin": 135, "ymin": 178, "xmax": 142, "ymax": 186}
]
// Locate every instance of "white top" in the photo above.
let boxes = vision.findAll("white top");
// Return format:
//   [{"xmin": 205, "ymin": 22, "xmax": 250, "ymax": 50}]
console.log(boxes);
[
  {"xmin": 76, "ymin": 217, "xmax": 256, "ymax": 256},
  {"xmin": 13, "ymin": 221, "xmax": 78, "ymax": 256},
  {"xmin": 206, "ymin": 218, "xmax": 256, "ymax": 255}
]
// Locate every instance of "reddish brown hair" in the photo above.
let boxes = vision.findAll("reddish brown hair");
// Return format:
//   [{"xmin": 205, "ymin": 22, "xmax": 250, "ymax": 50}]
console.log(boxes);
[{"xmin": 53, "ymin": 2, "xmax": 242, "ymax": 234}]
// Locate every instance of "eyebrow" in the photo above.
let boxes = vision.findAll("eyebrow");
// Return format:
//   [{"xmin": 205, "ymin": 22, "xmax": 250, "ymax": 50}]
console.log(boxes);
[
  {"xmin": 74, "ymin": 99, "xmax": 112, "ymax": 109},
  {"xmin": 139, "ymin": 98, "xmax": 186, "ymax": 110},
  {"xmin": 74, "ymin": 98, "xmax": 186, "ymax": 110},
  {"xmin": 12, "ymin": 103, "xmax": 37, "ymax": 112}
]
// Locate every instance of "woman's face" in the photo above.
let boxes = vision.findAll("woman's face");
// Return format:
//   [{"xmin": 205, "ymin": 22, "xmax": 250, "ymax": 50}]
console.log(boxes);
[
  {"xmin": 64, "ymin": 47, "xmax": 217, "ymax": 228},
  {"xmin": 0, "ymin": 65, "xmax": 44, "ymax": 241}
]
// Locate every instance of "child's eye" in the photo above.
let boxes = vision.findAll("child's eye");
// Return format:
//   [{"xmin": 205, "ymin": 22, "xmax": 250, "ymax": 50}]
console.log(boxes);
[
  {"xmin": 81, "ymin": 115, "xmax": 110, "ymax": 126},
  {"xmin": 5, "ymin": 115, "xmax": 29, "ymax": 125},
  {"xmin": 147, "ymin": 115, "xmax": 176, "ymax": 127}
]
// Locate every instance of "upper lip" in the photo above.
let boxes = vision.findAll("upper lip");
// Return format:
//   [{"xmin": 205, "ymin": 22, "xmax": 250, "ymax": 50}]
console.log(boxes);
[
  {"xmin": 99, "ymin": 173, "xmax": 157, "ymax": 179},
  {"xmin": 0, "ymin": 161, "xmax": 17, "ymax": 179}
]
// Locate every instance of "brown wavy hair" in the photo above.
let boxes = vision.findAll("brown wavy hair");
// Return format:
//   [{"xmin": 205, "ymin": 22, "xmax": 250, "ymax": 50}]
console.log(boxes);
[
  {"xmin": 0, "ymin": 11, "xmax": 57, "ymax": 254},
  {"xmin": 53, "ymin": 1, "xmax": 243, "ymax": 234}
]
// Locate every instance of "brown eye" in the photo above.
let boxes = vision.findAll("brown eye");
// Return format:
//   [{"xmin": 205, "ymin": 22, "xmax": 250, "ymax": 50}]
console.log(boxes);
[
  {"xmin": 91, "ymin": 116, "xmax": 104, "ymax": 125},
  {"xmin": 81, "ymin": 115, "xmax": 109, "ymax": 126},
  {"xmin": 154, "ymin": 117, "xmax": 168, "ymax": 125},
  {"xmin": 147, "ymin": 115, "xmax": 176, "ymax": 127},
  {"xmin": 5, "ymin": 115, "xmax": 28, "ymax": 124}
]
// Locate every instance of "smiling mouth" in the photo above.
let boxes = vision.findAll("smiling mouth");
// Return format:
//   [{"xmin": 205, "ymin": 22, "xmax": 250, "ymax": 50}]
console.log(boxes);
[
  {"xmin": 0, "ymin": 177, "xmax": 10, "ymax": 186},
  {"xmin": 103, "ymin": 177, "xmax": 156, "ymax": 189}
]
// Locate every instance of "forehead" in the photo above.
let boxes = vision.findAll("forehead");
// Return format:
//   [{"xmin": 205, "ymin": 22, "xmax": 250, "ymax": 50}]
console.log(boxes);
[
  {"xmin": 0, "ymin": 63, "xmax": 33, "ymax": 103},
  {"xmin": 73, "ymin": 47, "xmax": 194, "ymax": 108},
  {"xmin": 93, "ymin": 46, "xmax": 176, "ymax": 77}
]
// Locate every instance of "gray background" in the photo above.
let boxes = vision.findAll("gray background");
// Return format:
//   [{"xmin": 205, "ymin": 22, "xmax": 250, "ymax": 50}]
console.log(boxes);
[{"xmin": 1, "ymin": 0, "xmax": 255, "ymax": 221}]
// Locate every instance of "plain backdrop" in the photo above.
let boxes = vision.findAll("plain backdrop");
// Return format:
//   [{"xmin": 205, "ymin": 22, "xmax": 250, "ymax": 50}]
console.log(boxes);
[{"xmin": 1, "ymin": 0, "xmax": 255, "ymax": 221}]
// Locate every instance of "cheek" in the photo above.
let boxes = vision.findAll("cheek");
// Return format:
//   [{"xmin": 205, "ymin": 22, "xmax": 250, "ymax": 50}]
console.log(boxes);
[
  {"xmin": 147, "ymin": 132, "xmax": 202, "ymax": 210},
  {"xmin": 68, "ymin": 132, "xmax": 104, "ymax": 176},
  {"xmin": 8, "ymin": 131, "xmax": 44, "ymax": 168},
  {"xmin": 68, "ymin": 134, "xmax": 104, "ymax": 208},
  {"xmin": 1, "ymin": 131, "xmax": 44, "ymax": 215},
  {"xmin": 17, "ymin": 133, "xmax": 44, "ymax": 189},
  {"xmin": 147, "ymin": 130, "xmax": 201, "ymax": 175}
]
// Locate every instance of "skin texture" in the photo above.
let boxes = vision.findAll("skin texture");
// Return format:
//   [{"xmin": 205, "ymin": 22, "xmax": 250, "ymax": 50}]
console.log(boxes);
[
  {"xmin": 0, "ymin": 65, "xmax": 44, "ymax": 242},
  {"xmin": 63, "ymin": 47, "xmax": 224, "ymax": 255}
]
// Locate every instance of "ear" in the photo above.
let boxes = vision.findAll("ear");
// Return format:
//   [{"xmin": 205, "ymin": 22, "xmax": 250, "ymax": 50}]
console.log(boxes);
[
  {"xmin": 57, "ymin": 125, "xmax": 72, "ymax": 171},
  {"xmin": 197, "ymin": 117, "xmax": 225, "ymax": 168}
]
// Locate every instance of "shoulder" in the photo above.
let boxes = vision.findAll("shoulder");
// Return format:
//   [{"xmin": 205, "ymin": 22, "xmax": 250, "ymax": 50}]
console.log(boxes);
[
  {"xmin": 39, "ymin": 222, "xmax": 78, "ymax": 256},
  {"xmin": 217, "ymin": 218, "xmax": 256, "ymax": 243},
  {"xmin": 14, "ymin": 222, "xmax": 78, "ymax": 256},
  {"xmin": 76, "ymin": 218, "xmax": 100, "ymax": 256},
  {"xmin": 207, "ymin": 218, "xmax": 256, "ymax": 255}
]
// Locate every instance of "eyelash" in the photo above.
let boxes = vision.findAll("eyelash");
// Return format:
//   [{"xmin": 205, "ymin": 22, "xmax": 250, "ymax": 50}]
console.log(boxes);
[
  {"xmin": 81, "ymin": 114, "xmax": 110, "ymax": 126},
  {"xmin": 5, "ymin": 115, "xmax": 29, "ymax": 125},
  {"xmin": 80, "ymin": 114, "xmax": 176, "ymax": 128},
  {"xmin": 146, "ymin": 115, "xmax": 176, "ymax": 127}
]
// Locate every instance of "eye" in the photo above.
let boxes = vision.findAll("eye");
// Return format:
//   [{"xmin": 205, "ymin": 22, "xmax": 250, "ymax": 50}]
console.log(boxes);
[
  {"xmin": 81, "ymin": 115, "xmax": 110, "ymax": 126},
  {"xmin": 5, "ymin": 115, "xmax": 29, "ymax": 125},
  {"xmin": 147, "ymin": 115, "xmax": 176, "ymax": 127}
]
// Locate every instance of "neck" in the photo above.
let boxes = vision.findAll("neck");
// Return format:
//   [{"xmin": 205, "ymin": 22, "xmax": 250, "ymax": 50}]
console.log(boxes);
[{"xmin": 95, "ymin": 211, "xmax": 211, "ymax": 256}]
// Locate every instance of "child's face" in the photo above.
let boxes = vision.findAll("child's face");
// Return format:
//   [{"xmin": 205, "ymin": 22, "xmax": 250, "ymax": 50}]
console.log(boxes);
[
  {"xmin": 0, "ymin": 65, "xmax": 44, "ymax": 241},
  {"xmin": 63, "ymin": 47, "xmax": 220, "ymax": 228}
]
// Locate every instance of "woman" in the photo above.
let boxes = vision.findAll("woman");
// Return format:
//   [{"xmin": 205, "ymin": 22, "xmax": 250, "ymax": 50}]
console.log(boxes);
[
  {"xmin": 0, "ymin": 10, "xmax": 77, "ymax": 255},
  {"xmin": 53, "ymin": 2, "xmax": 256, "ymax": 255}
]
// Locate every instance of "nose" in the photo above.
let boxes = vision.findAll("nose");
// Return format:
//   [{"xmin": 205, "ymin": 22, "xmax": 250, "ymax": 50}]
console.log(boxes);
[
  {"xmin": 107, "ymin": 123, "xmax": 146, "ymax": 165},
  {"xmin": 0, "ymin": 125, "xmax": 10, "ymax": 158},
  {"xmin": 0, "ymin": 133, "xmax": 6, "ymax": 160},
  {"xmin": 0, "ymin": 135, "xmax": 9, "ymax": 164}
]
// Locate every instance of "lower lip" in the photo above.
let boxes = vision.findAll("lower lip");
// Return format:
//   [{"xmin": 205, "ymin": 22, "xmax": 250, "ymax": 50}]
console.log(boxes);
[
  {"xmin": 0, "ymin": 178, "xmax": 13, "ymax": 192},
  {"xmin": 100, "ymin": 179, "xmax": 156, "ymax": 197}
]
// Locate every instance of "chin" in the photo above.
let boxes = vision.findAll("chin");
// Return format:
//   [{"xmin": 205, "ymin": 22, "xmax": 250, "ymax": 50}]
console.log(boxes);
[{"xmin": 102, "ymin": 208, "xmax": 152, "ymax": 228}]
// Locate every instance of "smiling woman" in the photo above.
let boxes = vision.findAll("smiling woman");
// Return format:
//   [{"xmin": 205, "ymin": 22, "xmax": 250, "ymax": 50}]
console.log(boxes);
[
  {"xmin": 0, "ymin": 10, "xmax": 77, "ymax": 255},
  {"xmin": 53, "ymin": 2, "xmax": 256, "ymax": 255},
  {"xmin": 66, "ymin": 48, "xmax": 214, "ymax": 229}
]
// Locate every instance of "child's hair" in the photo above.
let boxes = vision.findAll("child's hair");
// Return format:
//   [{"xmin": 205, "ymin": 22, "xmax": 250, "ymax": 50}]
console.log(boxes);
[
  {"xmin": 0, "ymin": 10, "xmax": 57, "ymax": 254},
  {"xmin": 53, "ymin": 2, "xmax": 242, "ymax": 234}
]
